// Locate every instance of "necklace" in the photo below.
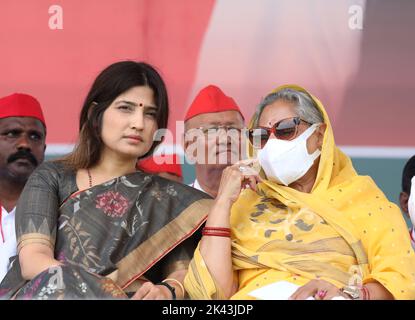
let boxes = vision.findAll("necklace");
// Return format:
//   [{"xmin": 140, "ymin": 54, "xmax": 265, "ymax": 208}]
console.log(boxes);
[{"xmin": 87, "ymin": 169, "xmax": 93, "ymax": 187}]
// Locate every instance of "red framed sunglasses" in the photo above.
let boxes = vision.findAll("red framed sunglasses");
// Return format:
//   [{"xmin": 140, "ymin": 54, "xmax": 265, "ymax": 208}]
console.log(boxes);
[{"xmin": 247, "ymin": 116, "xmax": 311, "ymax": 148}]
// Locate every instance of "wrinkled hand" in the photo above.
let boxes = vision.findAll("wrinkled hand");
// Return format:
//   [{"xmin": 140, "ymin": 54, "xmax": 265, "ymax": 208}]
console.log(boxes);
[
  {"xmin": 216, "ymin": 159, "xmax": 262, "ymax": 204},
  {"xmin": 131, "ymin": 282, "xmax": 173, "ymax": 300},
  {"xmin": 289, "ymin": 279, "xmax": 346, "ymax": 300}
]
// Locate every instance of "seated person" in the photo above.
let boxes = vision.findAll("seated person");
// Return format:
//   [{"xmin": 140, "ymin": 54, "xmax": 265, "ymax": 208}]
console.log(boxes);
[
  {"xmin": 0, "ymin": 61, "xmax": 212, "ymax": 300},
  {"xmin": 184, "ymin": 84, "xmax": 415, "ymax": 300},
  {"xmin": 184, "ymin": 85, "xmax": 245, "ymax": 196},
  {"xmin": 0, "ymin": 93, "xmax": 47, "ymax": 282}
]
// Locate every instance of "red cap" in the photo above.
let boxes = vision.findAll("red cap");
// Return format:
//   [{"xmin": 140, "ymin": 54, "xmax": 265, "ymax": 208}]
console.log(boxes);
[
  {"xmin": 137, "ymin": 154, "xmax": 182, "ymax": 178},
  {"xmin": 0, "ymin": 93, "xmax": 46, "ymax": 127},
  {"xmin": 184, "ymin": 85, "xmax": 244, "ymax": 121}
]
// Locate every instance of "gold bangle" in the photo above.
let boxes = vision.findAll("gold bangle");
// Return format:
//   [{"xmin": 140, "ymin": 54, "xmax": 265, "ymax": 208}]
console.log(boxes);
[{"xmin": 162, "ymin": 278, "xmax": 185, "ymax": 298}]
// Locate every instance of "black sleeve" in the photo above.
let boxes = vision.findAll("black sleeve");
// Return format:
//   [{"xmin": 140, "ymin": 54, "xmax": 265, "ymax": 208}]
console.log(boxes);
[{"xmin": 15, "ymin": 162, "xmax": 63, "ymax": 252}]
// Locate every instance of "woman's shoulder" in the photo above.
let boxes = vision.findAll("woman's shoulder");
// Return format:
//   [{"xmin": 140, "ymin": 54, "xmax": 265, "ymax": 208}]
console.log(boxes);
[
  {"xmin": 131, "ymin": 172, "xmax": 213, "ymax": 204},
  {"xmin": 341, "ymin": 175, "xmax": 407, "ymax": 225},
  {"xmin": 32, "ymin": 160, "xmax": 72, "ymax": 177},
  {"xmin": 152, "ymin": 174, "xmax": 212, "ymax": 199},
  {"xmin": 29, "ymin": 160, "xmax": 76, "ymax": 187}
]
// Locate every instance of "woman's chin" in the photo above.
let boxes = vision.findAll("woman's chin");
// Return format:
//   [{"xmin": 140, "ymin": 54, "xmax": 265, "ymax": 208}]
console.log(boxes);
[{"xmin": 117, "ymin": 147, "xmax": 150, "ymax": 160}]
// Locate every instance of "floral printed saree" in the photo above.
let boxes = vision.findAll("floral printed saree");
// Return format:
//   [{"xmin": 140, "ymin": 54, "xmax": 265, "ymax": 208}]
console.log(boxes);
[{"xmin": 0, "ymin": 161, "xmax": 212, "ymax": 299}]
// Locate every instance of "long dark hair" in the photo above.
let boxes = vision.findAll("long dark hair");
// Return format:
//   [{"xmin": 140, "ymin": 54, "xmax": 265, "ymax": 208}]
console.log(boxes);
[{"xmin": 61, "ymin": 61, "xmax": 169, "ymax": 169}]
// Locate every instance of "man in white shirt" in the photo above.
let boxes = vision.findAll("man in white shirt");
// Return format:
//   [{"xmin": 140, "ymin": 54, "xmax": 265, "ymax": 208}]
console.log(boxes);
[
  {"xmin": 399, "ymin": 155, "xmax": 415, "ymax": 250},
  {"xmin": 0, "ymin": 93, "xmax": 46, "ymax": 281},
  {"xmin": 183, "ymin": 85, "xmax": 245, "ymax": 197}
]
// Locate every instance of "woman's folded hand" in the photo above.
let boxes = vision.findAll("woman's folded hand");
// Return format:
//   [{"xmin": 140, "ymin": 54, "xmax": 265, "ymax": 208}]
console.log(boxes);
[
  {"xmin": 216, "ymin": 159, "xmax": 262, "ymax": 206},
  {"xmin": 289, "ymin": 279, "xmax": 344, "ymax": 300}
]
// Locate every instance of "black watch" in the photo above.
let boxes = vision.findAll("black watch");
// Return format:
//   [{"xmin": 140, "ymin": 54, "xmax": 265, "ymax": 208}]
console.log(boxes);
[{"xmin": 157, "ymin": 282, "xmax": 176, "ymax": 300}]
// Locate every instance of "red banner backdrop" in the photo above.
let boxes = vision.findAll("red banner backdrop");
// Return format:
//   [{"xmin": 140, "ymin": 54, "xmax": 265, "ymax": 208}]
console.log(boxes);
[{"xmin": 0, "ymin": 0, "xmax": 414, "ymax": 154}]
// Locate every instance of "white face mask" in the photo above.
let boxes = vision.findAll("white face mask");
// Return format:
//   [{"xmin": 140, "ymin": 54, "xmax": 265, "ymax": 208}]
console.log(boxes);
[
  {"xmin": 408, "ymin": 176, "xmax": 415, "ymax": 227},
  {"xmin": 258, "ymin": 124, "xmax": 321, "ymax": 186}
]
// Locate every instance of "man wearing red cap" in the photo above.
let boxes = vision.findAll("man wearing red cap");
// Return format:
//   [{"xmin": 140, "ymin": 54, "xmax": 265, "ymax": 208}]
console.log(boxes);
[
  {"xmin": 184, "ymin": 85, "xmax": 245, "ymax": 197},
  {"xmin": 0, "ymin": 93, "xmax": 46, "ymax": 281}
]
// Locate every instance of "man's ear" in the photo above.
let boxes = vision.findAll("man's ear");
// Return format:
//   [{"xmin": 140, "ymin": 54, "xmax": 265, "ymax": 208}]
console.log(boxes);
[
  {"xmin": 400, "ymin": 191, "xmax": 409, "ymax": 217},
  {"xmin": 182, "ymin": 133, "xmax": 187, "ymax": 149},
  {"xmin": 183, "ymin": 133, "xmax": 189, "ymax": 154},
  {"xmin": 317, "ymin": 123, "xmax": 327, "ymax": 150},
  {"xmin": 40, "ymin": 144, "xmax": 47, "ymax": 163}
]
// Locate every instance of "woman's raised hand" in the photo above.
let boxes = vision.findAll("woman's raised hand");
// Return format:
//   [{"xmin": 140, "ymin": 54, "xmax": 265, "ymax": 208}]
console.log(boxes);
[{"xmin": 215, "ymin": 159, "xmax": 262, "ymax": 205}]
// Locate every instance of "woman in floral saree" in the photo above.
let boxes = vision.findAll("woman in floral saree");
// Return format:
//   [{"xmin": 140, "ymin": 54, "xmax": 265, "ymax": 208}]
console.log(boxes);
[
  {"xmin": 0, "ymin": 61, "xmax": 212, "ymax": 299},
  {"xmin": 184, "ymin": 84, "xmax": 415, "ymax": 300}
]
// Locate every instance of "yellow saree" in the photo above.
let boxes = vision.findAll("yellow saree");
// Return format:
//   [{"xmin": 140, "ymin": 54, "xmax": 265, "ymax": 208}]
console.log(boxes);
[{"xmin": 184, "ymin": 84, "xmax": 415, "ymax": 300}]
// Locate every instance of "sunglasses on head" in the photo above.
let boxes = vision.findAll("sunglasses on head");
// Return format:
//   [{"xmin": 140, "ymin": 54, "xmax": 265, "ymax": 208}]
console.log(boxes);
[{"xmin": 247, "ymin": 116, "xmax": 312, "ymax": 148}]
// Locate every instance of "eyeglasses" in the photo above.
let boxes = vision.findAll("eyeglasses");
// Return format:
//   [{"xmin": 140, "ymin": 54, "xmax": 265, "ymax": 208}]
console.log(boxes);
[
  {"xmin": 187, "ymin": 125, "xmax": 243, "ymax": 137},
  {"xmin": 247, "ymin": 117, "xmax": 311, "ymax": 148}
]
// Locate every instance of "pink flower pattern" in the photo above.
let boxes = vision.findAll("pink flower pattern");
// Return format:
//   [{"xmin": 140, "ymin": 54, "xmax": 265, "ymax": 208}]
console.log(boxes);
[
  {"xmin": 57, "ymin": 251, "xmax": 66, "ymax": 262},
  {"xmin": 95, "ymin": 191, "xmax": 129, "ymax": 218}
]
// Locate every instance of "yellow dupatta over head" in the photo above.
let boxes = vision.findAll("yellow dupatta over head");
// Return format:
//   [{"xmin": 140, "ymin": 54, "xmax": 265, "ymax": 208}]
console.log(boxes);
[
  {"xmin": 184, "ymin": 84, "xmax": 415, "ymax": 300},
  {"xmin": 228, "ymin": 84, "xmax": 415, "ymax": 299}
]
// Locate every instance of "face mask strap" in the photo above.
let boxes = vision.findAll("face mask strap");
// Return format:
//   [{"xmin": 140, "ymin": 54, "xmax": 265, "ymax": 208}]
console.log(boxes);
[
  {"xmin": 302, "ymin": 124, "xmax": 322, "ymax": 160},
  {"xmin": 309, "ymin": 146, "xmax": 321, "ymax": 161},
  {"xmin": 296, "ymin": 123, "xmax": 320, "ymax": 142}
]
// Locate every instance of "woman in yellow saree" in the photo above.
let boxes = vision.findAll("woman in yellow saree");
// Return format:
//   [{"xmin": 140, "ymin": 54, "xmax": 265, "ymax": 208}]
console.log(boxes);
[{"xmin": 184, "ymin": 84, "xmax": 415, "ymax": 300}]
